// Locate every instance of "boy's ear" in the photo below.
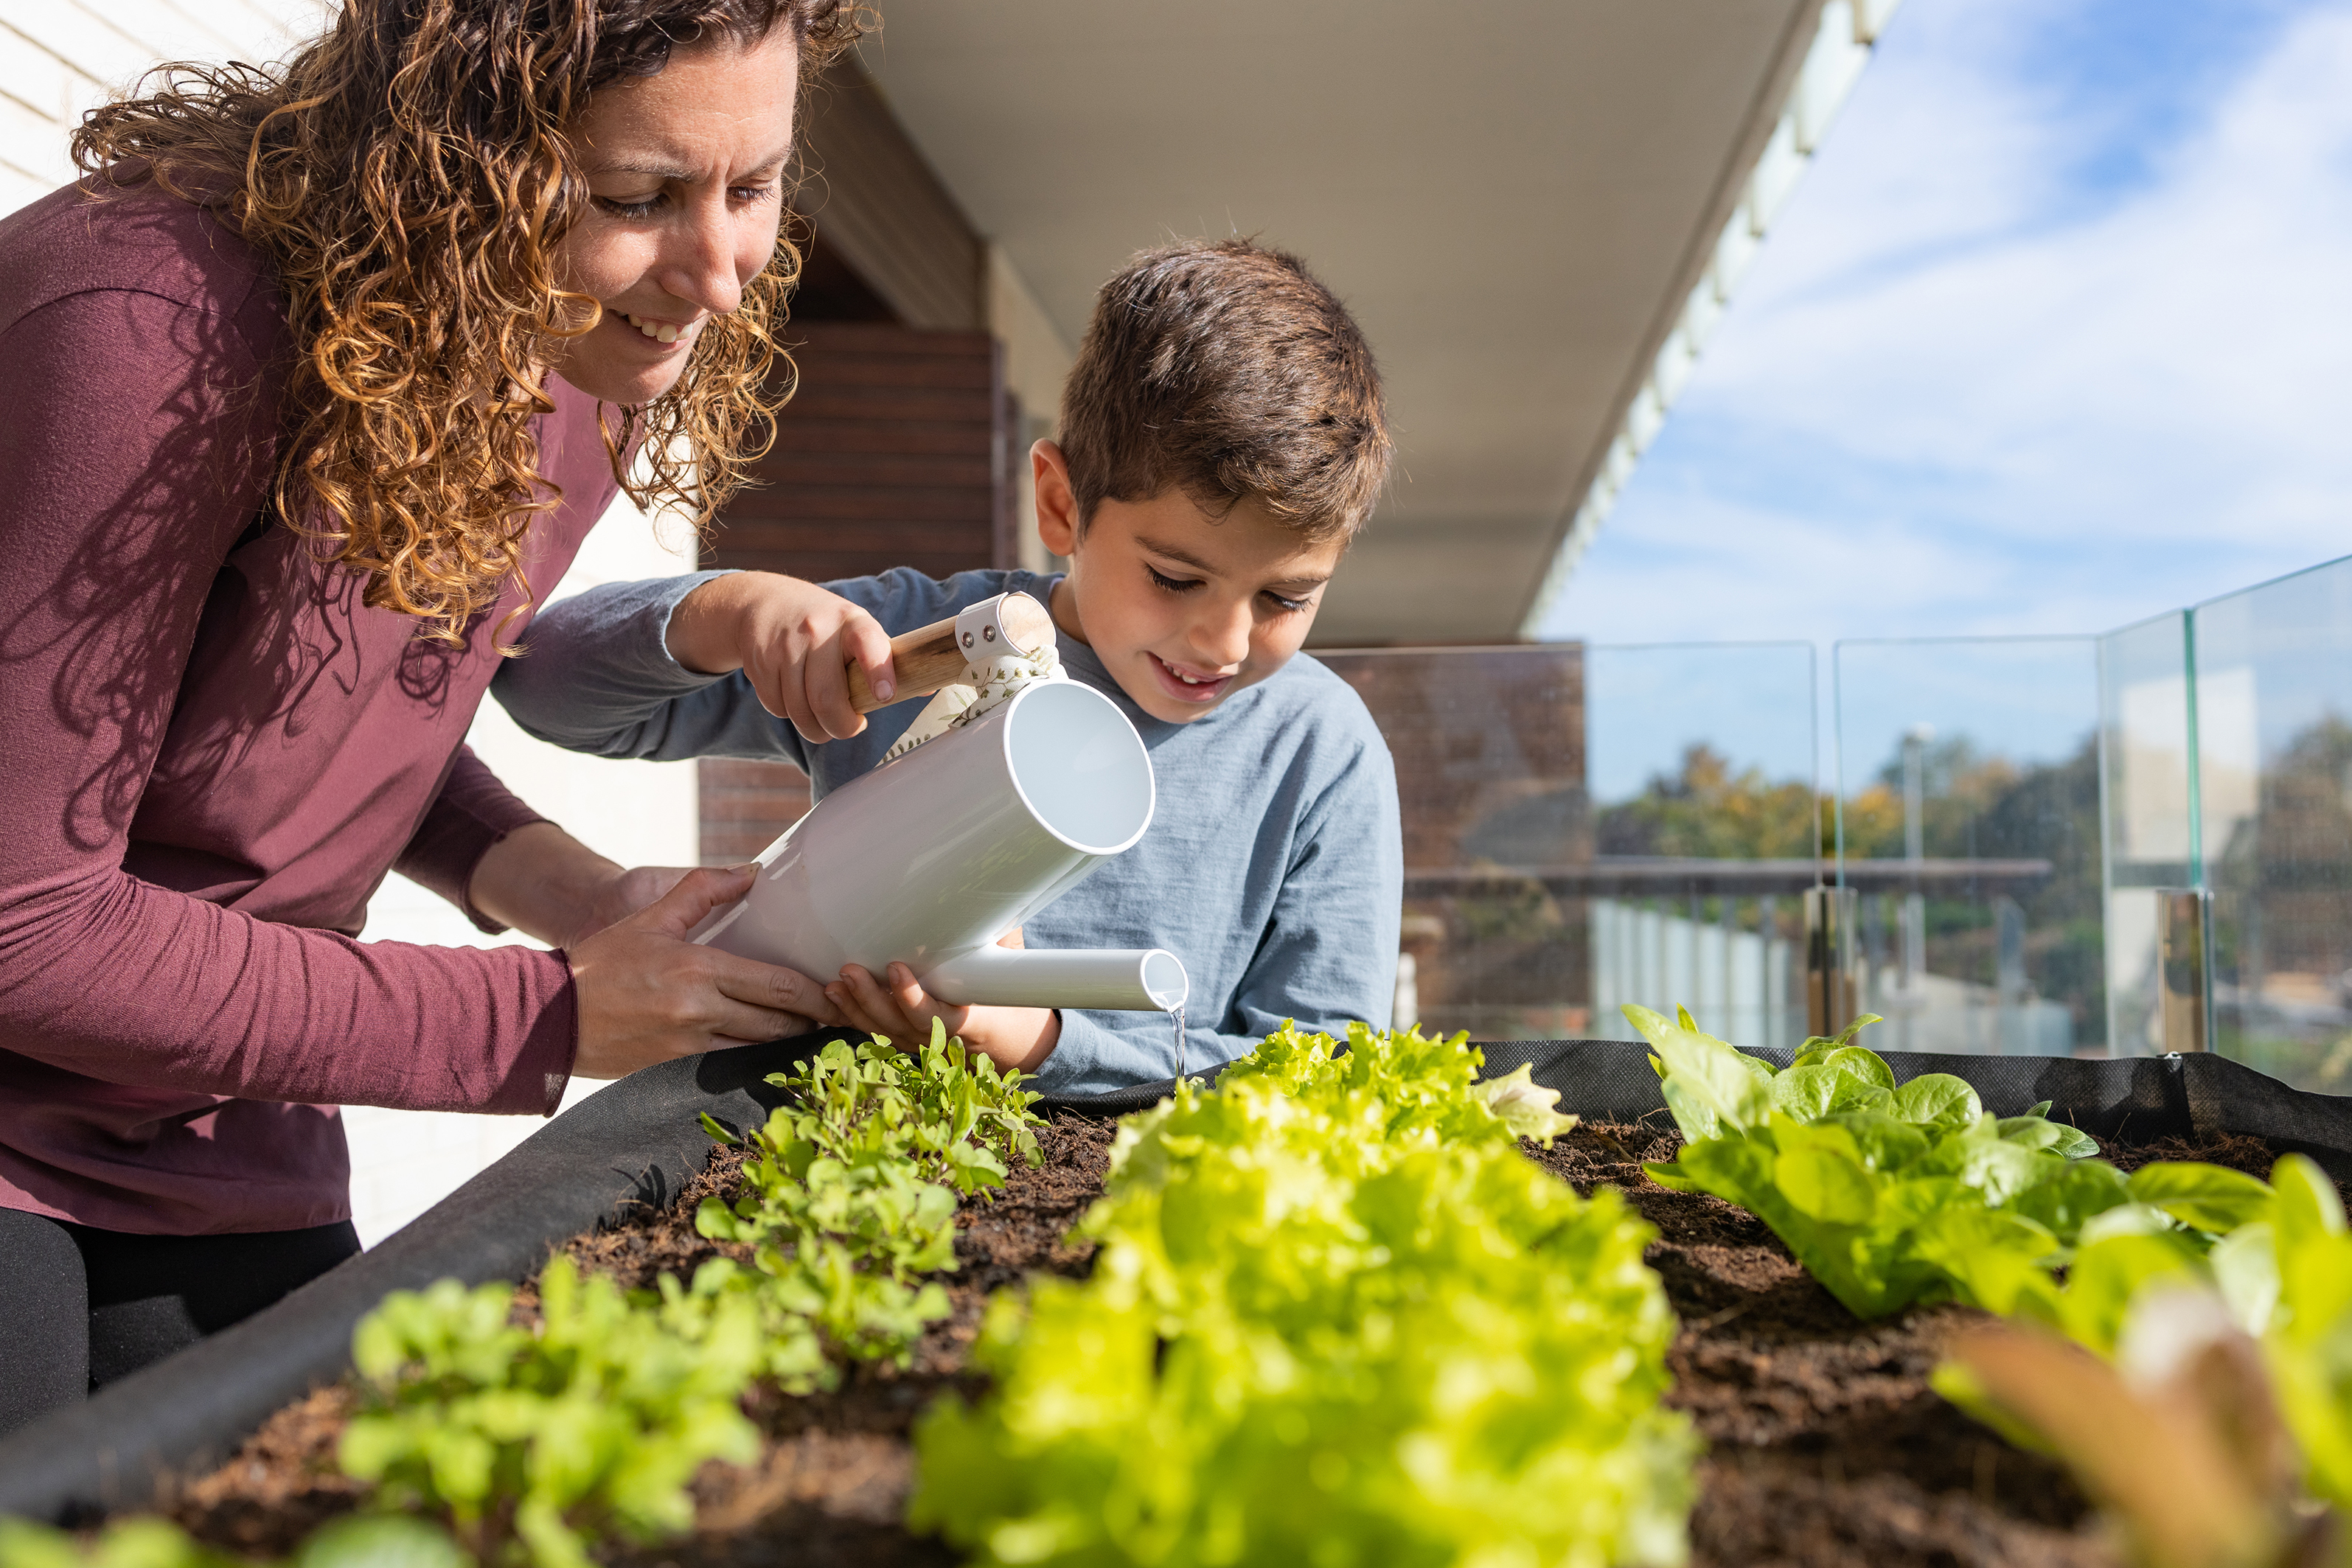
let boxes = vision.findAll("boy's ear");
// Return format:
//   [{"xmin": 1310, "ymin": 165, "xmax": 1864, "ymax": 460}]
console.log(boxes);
[{"xmin": 1031, "ymin": 439, "xmax": 1080, "ymax": 558}]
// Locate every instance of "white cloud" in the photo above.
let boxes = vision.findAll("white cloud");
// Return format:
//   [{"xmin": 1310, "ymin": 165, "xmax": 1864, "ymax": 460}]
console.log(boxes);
[{"xmin": 1547, "ymin": 0, "xmax": 2352, "ymax": 647}]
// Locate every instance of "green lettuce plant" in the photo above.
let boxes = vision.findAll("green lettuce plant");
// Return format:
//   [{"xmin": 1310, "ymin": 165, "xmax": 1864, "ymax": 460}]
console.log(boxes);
[
  {"xmin": 1628, "ymin": 1004, "xmax": 2266, "ymax": 1320},
  {"xmin": 908, "ymin": 1024, "xmax": 1695, "ymax": 1568},
  {"xmin": 693, "ymin": 1022, "xmax": 1047, "ymax": 1378},
  {"xmin": 338, "ymin": 1257, "xmax": 760, "ymax": 1568},
  {"xmin": 0, "ymin": 1513, "xmax": 467, "ymax": 1568}
]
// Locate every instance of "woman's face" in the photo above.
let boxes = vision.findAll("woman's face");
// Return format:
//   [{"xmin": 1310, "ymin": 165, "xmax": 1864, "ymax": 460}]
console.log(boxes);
[{"xmin": 548, "ymin": 28, "xmax": 800, "ymax": 406}]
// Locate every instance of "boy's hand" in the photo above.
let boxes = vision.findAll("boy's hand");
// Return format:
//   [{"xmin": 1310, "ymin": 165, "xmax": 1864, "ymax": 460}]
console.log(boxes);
[
  {"xmin": 827, "ymin": 958, "xmax": 1062, "ymax": 1076},
  {"xmin": 667, "ymin": 572, "xmax": 895, "ymax": 743}
]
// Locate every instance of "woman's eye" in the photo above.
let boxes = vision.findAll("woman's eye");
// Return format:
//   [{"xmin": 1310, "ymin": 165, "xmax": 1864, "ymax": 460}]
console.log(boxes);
[
  {"xmin": 1146, "ymin": 565, "xmax": 1200, "ymax": 594},
  {"xmin": 595, "ymin": 193, "xmax": 667, "ymax": 220},
  {"xmin": 730, "ymin": 182, "xmax": 781, "ymax": 204}
]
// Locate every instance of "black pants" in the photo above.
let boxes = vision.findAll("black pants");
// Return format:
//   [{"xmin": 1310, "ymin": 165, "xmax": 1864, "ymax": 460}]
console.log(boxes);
[{"xmin": 0, "ymin": 1208, "xmax": 358, "ymax": 1438}]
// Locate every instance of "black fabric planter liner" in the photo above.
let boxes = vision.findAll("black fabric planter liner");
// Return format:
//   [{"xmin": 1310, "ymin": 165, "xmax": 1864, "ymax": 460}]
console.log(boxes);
[{"xmin": 4, "ymin": 1036, "xmax": 2348, "ymax": 1525}]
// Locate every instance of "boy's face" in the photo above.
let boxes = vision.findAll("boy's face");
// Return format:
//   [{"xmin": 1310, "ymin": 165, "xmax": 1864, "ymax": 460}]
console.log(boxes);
[{"xmin": 1033, "ymin": 442, "xmax": 1346, "ymax": 725}]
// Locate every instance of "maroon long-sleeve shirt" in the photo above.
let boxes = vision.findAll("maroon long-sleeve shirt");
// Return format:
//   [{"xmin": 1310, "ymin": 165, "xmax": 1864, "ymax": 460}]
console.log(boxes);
[{"xmin": 0, "ymin": 179, "xmax": 617, "ymax": 1235}]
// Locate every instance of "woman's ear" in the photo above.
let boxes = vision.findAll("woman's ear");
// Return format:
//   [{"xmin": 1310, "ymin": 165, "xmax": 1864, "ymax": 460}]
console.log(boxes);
[{"xmin": 1031, "ymin": 439, "xmax": 1080, "ymax": 557}]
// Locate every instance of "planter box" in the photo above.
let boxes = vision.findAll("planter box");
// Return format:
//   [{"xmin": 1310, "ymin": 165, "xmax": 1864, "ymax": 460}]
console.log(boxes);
[{"xmin": 5, "ymin": 1036, "xmax": 2348, "ymax": 1534}]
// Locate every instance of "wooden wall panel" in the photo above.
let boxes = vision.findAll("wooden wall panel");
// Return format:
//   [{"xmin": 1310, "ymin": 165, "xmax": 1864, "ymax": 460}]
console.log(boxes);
[
  {"xmin": 696, "ymin": 320, "xmax": 1017, "ymax": 863},
  {"xmin": 792, "ymin": 59, "xmax": 984, "ymax": 331}
]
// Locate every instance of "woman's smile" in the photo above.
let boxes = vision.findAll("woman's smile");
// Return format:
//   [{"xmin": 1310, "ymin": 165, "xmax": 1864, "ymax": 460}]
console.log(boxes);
[{"xmin": 607, "ymin": 305, "xmax": 696, "ymax": 350}]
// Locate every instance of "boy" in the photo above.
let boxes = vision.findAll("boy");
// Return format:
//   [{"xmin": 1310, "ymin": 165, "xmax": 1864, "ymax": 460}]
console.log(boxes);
[{"xmin": 495, "ymin": 239, "xmax": 1401, "ymax": 1095}]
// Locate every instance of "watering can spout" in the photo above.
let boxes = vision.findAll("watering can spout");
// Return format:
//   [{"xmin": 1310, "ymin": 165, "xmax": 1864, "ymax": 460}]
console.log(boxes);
[{"xmin": 923, "ymin": 944, "xmax": 1189, "ymax": 1014}]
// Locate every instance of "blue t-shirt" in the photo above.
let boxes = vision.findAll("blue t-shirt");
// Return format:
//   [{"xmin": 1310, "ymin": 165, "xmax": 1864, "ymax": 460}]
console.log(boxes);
[{"xmin": 492, "ymin": 568, "xmax": 1404, "ymax": 1094}]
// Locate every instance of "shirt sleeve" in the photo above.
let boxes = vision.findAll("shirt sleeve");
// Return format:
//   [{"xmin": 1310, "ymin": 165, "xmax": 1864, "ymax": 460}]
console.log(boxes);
[
  {"xmin": 1032, "ymin": 726, "xmax": 1406, "ymax": 1095},
  {"xmin": 492, "ymin": 570, "xmax": 815, "ymax": 771},
  {"xmin": 0, "ymin": 289, "xmax": 573, "ymax": 1116},
  {"xmin": 394, "ymin": 746, "xmax": 552, "ymax": 935},
  {"xmin": 493, "ymin": 564, "xmax": 1015, "ymax": 770}
]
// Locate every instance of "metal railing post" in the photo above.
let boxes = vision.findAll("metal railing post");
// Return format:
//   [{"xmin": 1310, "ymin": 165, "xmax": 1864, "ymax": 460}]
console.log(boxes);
[
  {"xmin": 1803, "ymin": 885, "xmax": 1859, "ymax": 1040},
  {"xmin": 2155, "ymin": 887, "xmax": 2213, "ymax": 1054}
]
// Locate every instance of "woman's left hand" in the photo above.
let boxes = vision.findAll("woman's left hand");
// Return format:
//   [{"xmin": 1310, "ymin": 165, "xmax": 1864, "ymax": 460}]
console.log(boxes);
[
  {"xmin": 470, "ymin": 821, "xmax": 698, "ymax": 950},
  {"xmin": 567, "ymin": 862, "xmax": 697, "ymax": 949},
  {"xmin": 827, "ymin": 955, "xmax": 1060, "ymax": 1076}
]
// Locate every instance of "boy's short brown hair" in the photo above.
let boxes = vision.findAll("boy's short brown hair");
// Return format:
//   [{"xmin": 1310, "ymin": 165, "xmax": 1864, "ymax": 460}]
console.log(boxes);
[{"xmin": 1059, "ymin": 238, "xmax": 1390, "ymax": 543}]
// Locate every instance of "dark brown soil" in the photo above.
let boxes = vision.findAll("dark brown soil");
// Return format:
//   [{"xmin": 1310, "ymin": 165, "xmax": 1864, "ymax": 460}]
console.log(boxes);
[
  {"xmin": 1526, "ymin": 1121, "xmax": 2118, "ymax": 1568},
  {"xmin": 169, "ymin": 1112, "xmax": 2303, "ymax": 1568},
  {"xmin": 168, "ymin": 1117, "xmax": 1116, "ymax": 1568}
]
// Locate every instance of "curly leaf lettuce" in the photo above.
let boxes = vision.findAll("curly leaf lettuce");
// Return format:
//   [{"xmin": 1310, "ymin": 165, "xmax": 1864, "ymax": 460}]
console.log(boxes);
[{"xmin": 908, "ymin": 1025, "xmax": 1694, "ymax": 1568}]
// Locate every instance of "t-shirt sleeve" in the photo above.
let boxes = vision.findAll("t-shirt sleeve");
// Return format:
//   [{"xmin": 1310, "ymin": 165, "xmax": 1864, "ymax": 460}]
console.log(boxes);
[
  {"xmin": 394, "ymin": 745, "xmax": 552, "ymax": 935},
  {"xmin": 0, "ymin": 289, "xmax": 572, "ymax": 1115},
  {"xmin": 1033, "ymin": 717, "xmax": 1406, "ymax": 1094}
]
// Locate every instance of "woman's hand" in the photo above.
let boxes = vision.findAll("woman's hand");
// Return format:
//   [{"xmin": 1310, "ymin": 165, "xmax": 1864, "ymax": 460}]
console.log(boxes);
[
  {"xmin": 568, "ymin": 865, "xmax": 841, "ymax": 1079},
  {"xmin": 826, "ymin": 933, "xmax": 1061, "ymax": 1077},
  {"xmin": 469, "ymin": 821, "xmax": 693, "ymax": 950},
  {"xmin": 665, "ymin": 571, "xmax": 897, "ymax": 743}
]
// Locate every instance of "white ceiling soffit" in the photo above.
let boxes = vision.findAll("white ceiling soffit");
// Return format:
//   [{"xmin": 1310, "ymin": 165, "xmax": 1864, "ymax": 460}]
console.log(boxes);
[
  {"xmin": 1517, "ymin": 0, "xmax": 1904, "ymax": 636},
  {"xmin": 853, "ymin": 1, "xmax": 1890, "ymax": 644}
]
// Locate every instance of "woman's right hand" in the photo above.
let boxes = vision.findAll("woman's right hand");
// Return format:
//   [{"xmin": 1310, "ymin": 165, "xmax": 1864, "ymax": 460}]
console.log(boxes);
[
  {"xmin": 566, "ymin": 864, "xmax": 840, "ymax": 1079},
  {"xmin": 664, "ymin": 571, "xmax": 896, "ymax": 744}
]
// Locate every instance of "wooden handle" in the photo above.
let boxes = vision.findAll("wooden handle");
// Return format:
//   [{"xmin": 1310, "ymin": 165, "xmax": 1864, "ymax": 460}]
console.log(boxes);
[{"xmin": 846, "ymin": 591, "xmax": 1057, "ymax": 714}]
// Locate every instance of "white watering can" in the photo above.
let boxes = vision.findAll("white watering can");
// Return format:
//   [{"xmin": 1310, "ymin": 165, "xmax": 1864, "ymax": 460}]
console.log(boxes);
[{"xmin": 690, "ymin": 593, "xmax": 1189, "ymax": 1014}]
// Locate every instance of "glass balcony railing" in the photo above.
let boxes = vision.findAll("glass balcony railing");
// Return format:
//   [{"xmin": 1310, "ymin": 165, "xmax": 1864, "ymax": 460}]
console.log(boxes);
[
  {"xmin": 2183, "ymin": 560, "xmax": 2352, "ymax": 1090},
  {"xmin": 1326, "ymin": 550, "xmax": 2352, "ymax": 1079},
  {"xmin": 1320, "ymin": 641, "xmax": 1816, "ymax": 1048},
  {"xmin": 1834, "ymin": 638, "xmax": 2103, "ymax": 1058}
]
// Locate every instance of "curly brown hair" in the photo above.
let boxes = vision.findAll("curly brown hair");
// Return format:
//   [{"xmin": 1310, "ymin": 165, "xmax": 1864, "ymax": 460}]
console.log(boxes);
[{"xmin": 72, "ymin": 0, "xmax": 866, "ymax": 642}]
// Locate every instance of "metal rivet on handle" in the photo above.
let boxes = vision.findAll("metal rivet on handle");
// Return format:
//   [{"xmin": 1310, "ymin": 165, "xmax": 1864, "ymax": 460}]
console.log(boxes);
[
  {"xmin": 961, "ymin": 632, "xmax": 975, "ymax": 649},
  {"xmin": 982, "ymin": 625, "xmax": 996, "ymax": 641}
]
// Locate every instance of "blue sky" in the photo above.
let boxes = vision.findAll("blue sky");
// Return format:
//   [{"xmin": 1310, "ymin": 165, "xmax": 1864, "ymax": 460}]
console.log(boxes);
[{"xmin": 1544, "ymin": 0, "xmax": 2352, "ymax": 795}]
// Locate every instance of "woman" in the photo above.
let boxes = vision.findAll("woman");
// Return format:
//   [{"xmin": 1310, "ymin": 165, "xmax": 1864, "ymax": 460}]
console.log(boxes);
[{"xmin": 0, "ymin": 0, "xmax": 869, "ymax": 1431}]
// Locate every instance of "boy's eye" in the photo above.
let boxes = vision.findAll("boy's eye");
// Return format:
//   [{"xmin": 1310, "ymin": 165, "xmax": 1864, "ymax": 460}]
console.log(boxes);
[
  {"xmin": 1146, "ymin": 565, "xmax": 1201, "ymax": 594},
  {"xmin": 1262, "ymin": 590, "xmax": 1313, "ymax": 615}
]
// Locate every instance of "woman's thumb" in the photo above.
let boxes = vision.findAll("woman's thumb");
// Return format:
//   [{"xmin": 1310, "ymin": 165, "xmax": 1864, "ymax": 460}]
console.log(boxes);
[{"xmin": 644, "ymin": 863, "xmax": 756, "ymax": 938}]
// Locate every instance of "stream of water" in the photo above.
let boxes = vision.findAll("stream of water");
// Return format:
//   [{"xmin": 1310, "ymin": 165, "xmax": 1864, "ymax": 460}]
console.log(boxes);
[{"xmin": 1171, "ymin": 1004, "xmax": 1186, "ymax": 1084}]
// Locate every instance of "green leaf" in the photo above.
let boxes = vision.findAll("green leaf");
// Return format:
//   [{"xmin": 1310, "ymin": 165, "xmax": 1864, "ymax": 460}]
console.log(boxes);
[
  {"xmin": 2124, "ymin": 1161, "xmax": 2275, "ymax": 1235},
  {"xmin": 1820, "ymin": 1046, "xmax": 1896, "ymax": 1092},
  {"xmin": 1471, "ymin": 1062, "xmax": 1578, "ymax": 1144},
  {"xmin": 1621, "ymin": 1004, "xmax": 1770, "ymax": 1136},
  {"xmin": 296, "ymin": 1516, "xmax": 473, "ymax": 1568},
  {"xmin": 1890, "ymin": 1074, "xmax": 1981, "ymax": 1129},
  {"xmin": 2054, "ymin": 1232, "xmax": 2209, "ymax": 1358},
  {"xmin": 2007, "ymin": 1159, "xmax": 2132, "ymax": 1244},
  {"xmin": 1817, "ymin": 1109, "xmax": 1929, "ymax": 1173},
  {"xmin": 2209, "ymin": 1222, "xmax": 2280, "ymax": 1337},
  {"xmin": 1913, "ymin": 1205, "xmax": 2061, "ymax": 1317},
  {"xmin": 1642, "ymin": 1160, "xmax": 1702, "ymax": 1193},
  {"xmin": 1772, "ymin": 1140, "xmax": 1877, "ymax": 1225}
]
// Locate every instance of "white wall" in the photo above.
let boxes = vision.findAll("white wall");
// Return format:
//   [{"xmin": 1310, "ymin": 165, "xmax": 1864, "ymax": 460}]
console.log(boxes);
[
  {"xmin": 1, "ymin": 5, "xmax": 703, "ymax": 1246},
  {"xmin": 347, "ymin": 494, "xmax": 700, "ymax": 1249},
  {"xmin": 987, "ymin": 244, "xmax": 1073, "ymax": 575}
]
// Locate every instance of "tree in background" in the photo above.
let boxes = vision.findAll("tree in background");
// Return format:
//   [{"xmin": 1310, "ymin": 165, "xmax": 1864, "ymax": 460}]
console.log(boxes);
[{"xmin": 1595, "ymin": 736, "xmax": 2106, "ymax": 1045}]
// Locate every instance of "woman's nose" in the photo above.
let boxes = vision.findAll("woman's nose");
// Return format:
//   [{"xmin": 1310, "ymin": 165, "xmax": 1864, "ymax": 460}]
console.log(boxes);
[{"xmin": 657, "ymin": 197, "xmax": 745, "ymax": 318}]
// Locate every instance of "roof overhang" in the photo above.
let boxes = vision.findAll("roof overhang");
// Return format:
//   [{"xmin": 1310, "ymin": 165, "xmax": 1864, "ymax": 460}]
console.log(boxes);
[{"xmin": 850, "ymin": 0, "xmax": 1893, "ymax": 642}]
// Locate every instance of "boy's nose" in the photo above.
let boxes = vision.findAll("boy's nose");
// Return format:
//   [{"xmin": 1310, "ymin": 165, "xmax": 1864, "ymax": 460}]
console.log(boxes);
[{"xmin": 1194, "ymin": 604, "xmax": 1253, "ymax": 669}]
